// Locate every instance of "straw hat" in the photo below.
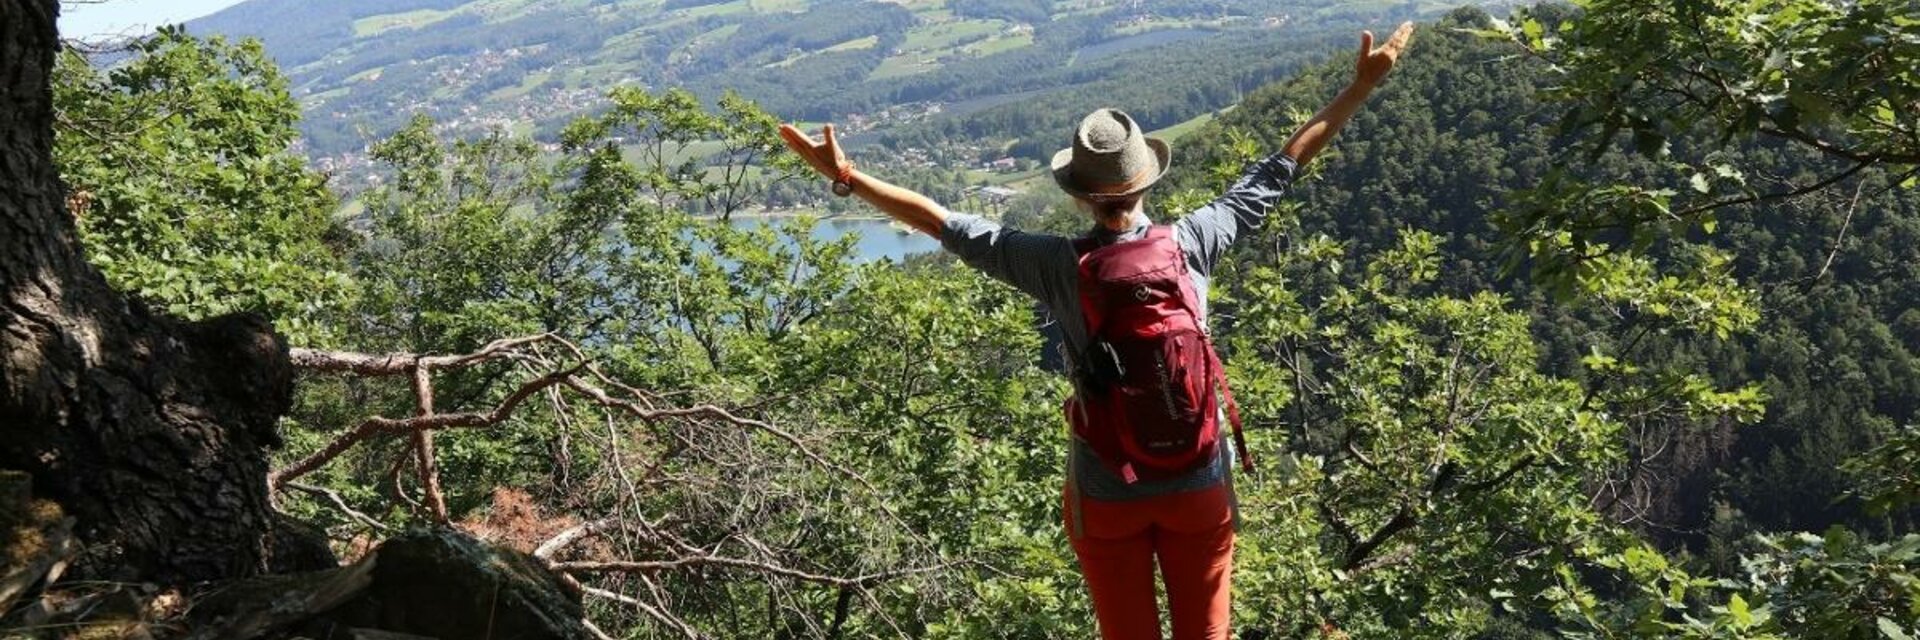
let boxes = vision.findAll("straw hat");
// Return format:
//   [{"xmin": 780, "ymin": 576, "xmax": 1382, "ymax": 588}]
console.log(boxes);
[{"xmin": 1050, "ymin": 108, "xmax": 1171, "ymax": 200}]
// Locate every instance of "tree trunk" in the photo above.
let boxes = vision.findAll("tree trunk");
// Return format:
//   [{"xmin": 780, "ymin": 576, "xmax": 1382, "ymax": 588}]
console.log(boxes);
[{"xmin": 1, "ymin": 0, "xmax": 304, "ymax": 584}]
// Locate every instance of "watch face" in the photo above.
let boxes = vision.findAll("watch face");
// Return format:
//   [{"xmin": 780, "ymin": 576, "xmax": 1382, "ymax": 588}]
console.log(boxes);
[{"xmin": 831, "ymin": 181, "xmax": 854, "ymax": 197}]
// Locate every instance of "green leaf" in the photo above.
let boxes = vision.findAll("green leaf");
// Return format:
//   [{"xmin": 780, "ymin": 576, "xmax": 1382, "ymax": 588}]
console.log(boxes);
[
  {"xmin": 1689, "ymin": 172, "xmax": 1710, "ymax": 194},
  {"xmin": 1727, "ymin": 593, "xmax": 1752, "ymax": 626},
  {"xmin": 1882, "ymin": 617, "xmax": 1916, "ymax": 640},
  {"xmin": 1786, "ymin": 90, "xmax": 1831, "ymax": 121}
]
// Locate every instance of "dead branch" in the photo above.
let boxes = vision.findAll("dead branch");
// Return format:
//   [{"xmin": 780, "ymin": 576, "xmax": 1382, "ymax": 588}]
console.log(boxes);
[
  {"xmin": 535, "ymin": 519, "xmax": 619, "ymax": 560},
  {"xmin": 288, "ymin": 334, "xmax": 555, "ymax": 376},
  {"xmin": 1804, "ymin": 178, "xmax": 1866, "ymax": 284},
  {"xmin": 411, "ymin": 364, "xmax": 448, "ymax": 523},
  {"xmin": 581, "ymin": 618, "xmax": 622, "ymax": 640},
  {"xmin": 274, "ymin": 335, "xmax": 949, "ymax": 635},
  {"xmin": 284, "ymin": 482, "xmax": 390, "ymax": 533},
  {"xmin": 554, "ymin": 557, "xmax": 960, "ymax": 589},
  {"xmin": 269, "ymin": 363, "xmax": 584, "ymax": 490},
  {"xmin": 561, "ymin": 378, "xmax": 876, "ymax": 495},
  {"xmin": 384, "ymin": 446, "xmax": 423, "ymax": 514},
  {"xmin": 582, "ymin": 586, "xmax": 704, "ymax": 639},
  {"xmin": 277, "ymin": 334, "xmax": 868, "ymax": 499},
  {"xmin": 1347, "ymin": 545, "xmax": 1416, "ymax": 577}
]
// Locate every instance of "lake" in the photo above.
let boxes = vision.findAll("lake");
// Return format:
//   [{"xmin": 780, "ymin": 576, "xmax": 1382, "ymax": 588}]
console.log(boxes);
[{"xmin": 727, "ymin": 216, "xmax": 942, "ymax": 263}]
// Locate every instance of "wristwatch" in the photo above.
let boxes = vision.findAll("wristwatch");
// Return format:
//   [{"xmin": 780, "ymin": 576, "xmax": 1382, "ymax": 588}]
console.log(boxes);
[{"xmin": 831, "ymin": 162, "xmax": 855, "ymax": 197}]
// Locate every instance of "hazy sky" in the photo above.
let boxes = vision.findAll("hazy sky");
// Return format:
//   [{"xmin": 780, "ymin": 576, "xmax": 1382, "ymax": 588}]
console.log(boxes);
[{"xmin": 59, "ymin": 0, "xmax": 249, "ymax": 39}]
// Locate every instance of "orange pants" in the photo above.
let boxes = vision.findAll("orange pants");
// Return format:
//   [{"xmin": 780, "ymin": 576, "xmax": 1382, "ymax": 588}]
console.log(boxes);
[{"xmin": 1064, "ymin": 483, "xmax": 1235, "ymax": 640}]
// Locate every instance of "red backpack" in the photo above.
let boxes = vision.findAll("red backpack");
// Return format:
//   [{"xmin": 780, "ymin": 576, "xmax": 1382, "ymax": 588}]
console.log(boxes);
[{"xmin": 1067, "ymin": 225, "xmax": 1253, "ymax": 484}]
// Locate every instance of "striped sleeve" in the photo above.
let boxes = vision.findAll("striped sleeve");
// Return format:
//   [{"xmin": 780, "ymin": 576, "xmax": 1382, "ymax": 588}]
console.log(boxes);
[
  {"xmin": 939, "ymin": 213, "xmax": 1074, "ymax": 303},
  {"xmin": 1174, "ymin": 153, "xmax": 1299, "ymax": 276}
]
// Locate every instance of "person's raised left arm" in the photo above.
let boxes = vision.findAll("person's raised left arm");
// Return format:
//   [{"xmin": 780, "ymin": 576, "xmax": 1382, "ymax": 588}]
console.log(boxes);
[
  {"xmin": 1176, "ymin": 22, "xmax": 1415, "ymax": 273},
  {"xmin": 778, "ymin": 122, "xmax": 1072, "ymax": 302},
  {"xmin": 1281, "ymin": 21, "xmax": 1415, "ymax": 168}
]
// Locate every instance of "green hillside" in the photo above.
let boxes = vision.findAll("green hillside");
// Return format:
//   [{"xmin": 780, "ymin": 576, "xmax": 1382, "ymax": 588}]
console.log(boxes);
[{"xmin": 184, "ymin": 0, "xmax": 1477, "ymax": 181}]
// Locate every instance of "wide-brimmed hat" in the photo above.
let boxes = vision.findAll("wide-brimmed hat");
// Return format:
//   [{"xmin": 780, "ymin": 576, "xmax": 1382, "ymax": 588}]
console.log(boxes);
[{"xmin": 1050, "ymin": 108, "xmax": 1171, "ymax": 200}]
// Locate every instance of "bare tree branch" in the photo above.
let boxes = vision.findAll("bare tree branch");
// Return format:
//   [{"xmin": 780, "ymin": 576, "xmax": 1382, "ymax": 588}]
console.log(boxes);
[
  {"xmin": 561, "ymin": 377, "xmax": 877, "ymax": 495},
  {"xmin": 269, "ymin": 363, "xmax": 583, "ymax": 489},
  {"xmin": 277, "ymin": 334, "xmax": 947, "ymax": 635},
  {"xmin": 289, "ymin": 334, "xmax": 555, "ymax": 375},
  {"xmin": 284, "ymin": 482, "xmax": 390, "ymax": 533},
  {"xmin": 411, "ymin": 364, "xmax": 448, "ymax": 523},
  {"xmin": 555, "ymin": 557, "xmax": 962, "ymax": 589},
  {"xmin": 581, "ymin": 585, "xmax": 706, "ymax": 639},
  {"xmin": 535, "ymin": 518, "xmax": 619, "ymax": 560},
  {"xmin": 1672, "ymin": 159, "xmax": 1876, "ymax": 218}
]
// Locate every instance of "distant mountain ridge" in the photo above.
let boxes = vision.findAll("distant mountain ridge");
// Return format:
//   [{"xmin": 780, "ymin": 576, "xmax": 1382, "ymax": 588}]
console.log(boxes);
[
  {"xmin": 189, "ymin": 0, "xmax": 473, "ymax": 68},
  {"xmin": 181, "ymin": 0, "xmax": 1475, "ymax": 182}
]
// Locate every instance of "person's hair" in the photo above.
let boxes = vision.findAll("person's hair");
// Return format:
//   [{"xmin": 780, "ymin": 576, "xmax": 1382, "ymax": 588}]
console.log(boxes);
[{"xmin": 1081, "ymin": 195, "xmax": 1142, "ymax": 220}]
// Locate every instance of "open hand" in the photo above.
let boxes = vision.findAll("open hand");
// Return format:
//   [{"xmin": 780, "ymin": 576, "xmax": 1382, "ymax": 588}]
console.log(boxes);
[
  {"xmin": 778, "ymin": 123, "xmax": 847, "ymax": 180},
  {"xmin": 1355, "ymin": 21, "xmax": 1414, "ymax": 88}
]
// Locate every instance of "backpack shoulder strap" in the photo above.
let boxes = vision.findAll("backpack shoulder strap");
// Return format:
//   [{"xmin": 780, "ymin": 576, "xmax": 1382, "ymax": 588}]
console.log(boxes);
[
  {"xmin": 1148, "ymin": 224, "xmax": 1209, "ymax": 323},
  {"xmin": 1208, "ymin": 341, "xmax": 1254, "ymax": 475},
  {"xmin": 1071, "ymin": 236, "xmax": 1100, "ymax": 256}
]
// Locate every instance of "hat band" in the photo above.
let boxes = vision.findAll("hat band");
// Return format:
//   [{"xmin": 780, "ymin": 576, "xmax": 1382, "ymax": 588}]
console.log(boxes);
[{"xmin": 1082, "ymin": 166, "xmax": 1156, "ymax": 196}]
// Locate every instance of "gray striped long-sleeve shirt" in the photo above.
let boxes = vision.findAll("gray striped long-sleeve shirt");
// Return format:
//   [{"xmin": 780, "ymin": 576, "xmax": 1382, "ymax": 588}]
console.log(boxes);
[{"xmin": 938, "ymin": 153, "xmax": 1298, "ymax": 501}]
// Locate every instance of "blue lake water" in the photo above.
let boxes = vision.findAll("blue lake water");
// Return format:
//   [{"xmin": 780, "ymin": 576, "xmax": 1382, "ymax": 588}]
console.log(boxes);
[{"xmin": 727, "ymin": 216, "xmax": 942, "ymax": 263}]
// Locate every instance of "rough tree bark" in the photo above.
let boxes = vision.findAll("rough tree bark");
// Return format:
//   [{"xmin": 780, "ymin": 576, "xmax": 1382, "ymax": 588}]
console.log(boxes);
[{"xmin": 0, "ymin": 0, "xmax": 311, "ymax": 583}]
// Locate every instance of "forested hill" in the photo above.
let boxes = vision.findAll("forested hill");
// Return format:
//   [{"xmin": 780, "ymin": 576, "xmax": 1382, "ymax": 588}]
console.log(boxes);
[
  {"xmin": 179, "ymin": 0, "xmax": 1490, "ymax": 177},
  {"xmin": 1169, "ymin": 6, "xmax": 1920, "ymax": 552}
]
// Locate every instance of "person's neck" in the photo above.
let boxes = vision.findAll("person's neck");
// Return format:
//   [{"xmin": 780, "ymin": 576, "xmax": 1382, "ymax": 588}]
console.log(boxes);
[{"xmin": 1095, "ymin": 210, "xmax": 1146, "ymax": 233}]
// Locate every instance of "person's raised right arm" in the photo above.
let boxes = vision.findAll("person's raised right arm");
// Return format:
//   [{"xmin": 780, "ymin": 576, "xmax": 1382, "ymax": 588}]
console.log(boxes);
[{"xmin": 778, "ymin": 124, "xmax": 948, "ymax": 237}]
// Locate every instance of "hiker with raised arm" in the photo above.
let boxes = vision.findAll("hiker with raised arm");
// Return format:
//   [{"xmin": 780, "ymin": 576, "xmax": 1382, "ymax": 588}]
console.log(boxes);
[{"xmin": 780, "ymin": 23, "xmax": 1415, "ymax": 640}]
